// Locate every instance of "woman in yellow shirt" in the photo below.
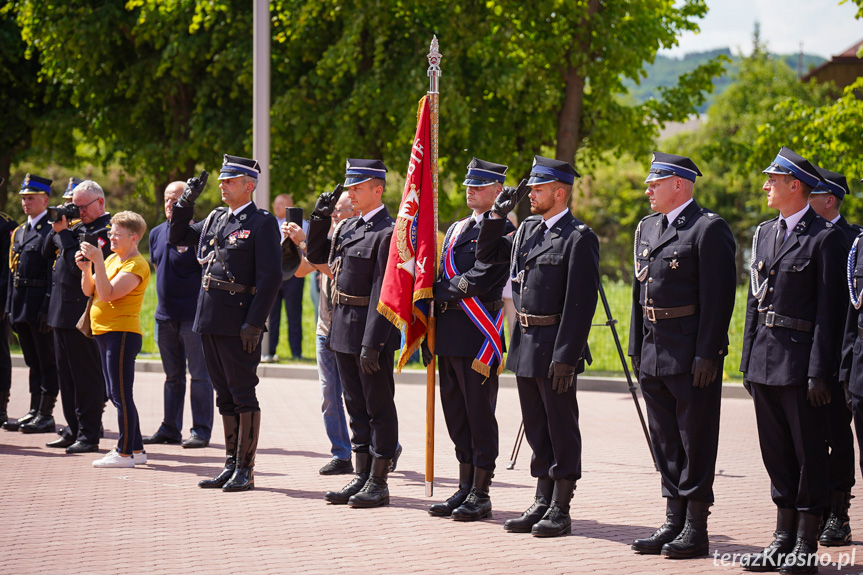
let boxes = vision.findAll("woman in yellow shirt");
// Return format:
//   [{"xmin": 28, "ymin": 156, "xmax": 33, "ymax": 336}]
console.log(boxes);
[{"xmin": 76, "ymin": 211, "xmax": 150, "ymax": 468}]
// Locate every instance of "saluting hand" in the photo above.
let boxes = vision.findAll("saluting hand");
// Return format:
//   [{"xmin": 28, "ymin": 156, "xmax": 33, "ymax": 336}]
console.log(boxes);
[
  {"xmin": 491, "ymin": 179, "xmax": 528, "ymax": 219},
  {"xmin": 177, "ymin": 170, "xmax": 209, "ymax": 208},
  {"xmin": 312, "ymin": 184, "xmax": 342, "ymax": 219}
]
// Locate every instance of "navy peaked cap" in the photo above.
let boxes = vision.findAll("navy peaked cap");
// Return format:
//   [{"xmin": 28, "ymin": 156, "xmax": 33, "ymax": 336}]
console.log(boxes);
[
  {"xmin": 645, "ymin": 151, "xmax": 702, "ymax": 183},
  {"xmin": 812, "ymin": 165, "xmax": 849, "ymax": 200},
  {"xmin": 527, "ymin": 156, "xmax": 579, "ymax": 186},
  {"xmin": 218, "ymin": 155, "xmax": 261, "ymax": 180},
  {"xmin": 344, "ymin": 159, "xmax": 387, "ymax": 187},
  {"xmin": 20, "ymin": 173, "xmax": 52, "ymax": 195},
  {"xmin": 762, "ymin": 147, "xmax": 823, "ymax": 189},
  {"xmin": 463, "ymin": 158, "xmax": 507, "ymax": 187},
  {"xmin": 63, "ymin": 177, "xmax": 83, "ymax": 199}
]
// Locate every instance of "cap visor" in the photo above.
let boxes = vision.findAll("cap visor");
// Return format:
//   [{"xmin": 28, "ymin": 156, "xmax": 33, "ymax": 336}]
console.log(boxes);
[
  {"xmin": 218, "ymin": 171, "xmax": 245, "ymax": 180},
  {"xmin": 463, "ymin": 178, "xmax": 496, "ymax": 187},
  {"xmin": 344, "ymin": 176, "xmax": 371, "ymax": 187},
  {"xmin": 527, "ymin": 175, "xmax": 556, "ymax": 186},
  {"xmin": 644, "ymin": 173, "xmax": 674, "ymax": 183},
  {"xmin": 762, "ymin": 165, "xmax": 793, "ymax": 176},
  {"xmin": 19, "ymin": 189, "xmax": 48, "ymax": 195}
]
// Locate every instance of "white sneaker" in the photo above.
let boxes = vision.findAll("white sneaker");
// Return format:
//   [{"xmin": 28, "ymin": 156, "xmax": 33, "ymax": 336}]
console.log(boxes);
[
  {"xmin": 92, "ymin": 448, "xmax": 134, "ymax": 468},
  {"xmin": 133, "ymin": 450, "xmax": 147, "ymax": 465}
]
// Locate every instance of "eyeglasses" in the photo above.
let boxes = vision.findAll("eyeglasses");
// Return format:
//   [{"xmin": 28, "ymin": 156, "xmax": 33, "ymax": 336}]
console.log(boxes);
[{"xmin": 74, "ymin": 197, "xmax": 100, "ymax": 211}]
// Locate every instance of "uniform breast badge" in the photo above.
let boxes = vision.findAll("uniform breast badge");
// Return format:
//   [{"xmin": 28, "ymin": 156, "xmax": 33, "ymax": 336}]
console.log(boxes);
[{"xmin": 670, "ymin": 258, "xmax": 679, "ymax": 269}]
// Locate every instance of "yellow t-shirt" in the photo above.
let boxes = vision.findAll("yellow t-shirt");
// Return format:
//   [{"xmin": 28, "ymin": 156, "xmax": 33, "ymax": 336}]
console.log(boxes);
[{"xmin": 90, "ymin": 253, "xmax": 151, "ymax": 336}]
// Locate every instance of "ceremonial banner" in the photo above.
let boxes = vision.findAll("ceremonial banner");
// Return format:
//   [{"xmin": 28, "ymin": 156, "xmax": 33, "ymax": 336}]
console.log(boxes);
[{"xmin": 377, "ymin": 95, "xmax": 438, "ymax": 372}]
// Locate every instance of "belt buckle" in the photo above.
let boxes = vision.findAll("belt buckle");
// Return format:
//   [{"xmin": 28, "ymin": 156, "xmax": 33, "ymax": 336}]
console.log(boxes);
[
  {"xmin": 644, "ymin": 306, "xmax": 657, "ymax": 323},
  {"xmin": 765, "ymin": 311, "xmax": 776, "ymax": 328},
  {"xmin": 202, "ymin": 276, "xmax": 210, "ymax": 291},
  {"xmin": 518, "ymin": 313, "xmax": 529, "ymax": 328}
]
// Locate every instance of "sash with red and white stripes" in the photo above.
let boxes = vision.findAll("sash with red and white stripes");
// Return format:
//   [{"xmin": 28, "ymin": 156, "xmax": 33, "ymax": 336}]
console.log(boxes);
[{"xmin": 442, "ymin": 217, "xmax": 505, "ymax": 377}]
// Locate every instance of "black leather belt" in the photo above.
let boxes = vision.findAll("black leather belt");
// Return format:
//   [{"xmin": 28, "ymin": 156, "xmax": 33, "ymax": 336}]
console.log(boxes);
[
  {"xmin": 642, "ymin": 304, "xmax": 698, "ymax": 323},
  {"xmin": 202, "ymin": 275, "xmax": 256, "ymax": 295},
  {"xmin": 437, "ymin": 299, "xmax": 504, "ymax": 313},
  {"xmin": 516, "ymin": 311, "xmax": 561, "ymax": 327},
  {"xmin": 334, "ymin": 291, "xmax": 370, "ymax": 306},
  {"xmin": 758, "ymin": 311, "xmax": 814, "ymax": 333},
  {"xmin": 13, "ymin": 277, "xmax": 47, "ymax": 288}
]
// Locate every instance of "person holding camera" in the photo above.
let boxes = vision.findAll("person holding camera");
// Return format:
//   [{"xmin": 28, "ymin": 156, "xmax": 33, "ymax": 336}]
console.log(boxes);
[
  {"xmin": 43, "ymin": 179, "xmax": 112, "ymax": 453},
  {"xmin": 169, "ymin": 155, "xmax": 281, "ymax": 492},
  {"xmin": 4, "ymin": 174, "xmax": 59, "ymax": 434},
  {"xmin": 78, "ymin": 211, "xmax": 150, "ymax": 468}
]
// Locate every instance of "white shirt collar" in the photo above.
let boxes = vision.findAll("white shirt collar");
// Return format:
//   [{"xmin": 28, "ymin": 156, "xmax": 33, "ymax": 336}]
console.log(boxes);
[
  {"xmin": 780, "ymin": 204, "xmax": 810, "ymax": 238},
  {"xmin": 229, "ymin": 201, "xmax": 253, "ymax": 216},
  {"xmin": 360, "ymin": 204, "xmax": 385, "ymax": 223},
  {"xmin": 830, "ymin": 214, "xmax": 841, "ymax": 224},
  {"xmin": 542, "ymin": 208, "xmax": 568, "ymax": 231},
  {"xmin": 28, "ymin": 211, "xmax": 47, "ymax": 227},
  {"xmin": 664, "ymin": 198, "xmax": 693, "ymax": 226}
]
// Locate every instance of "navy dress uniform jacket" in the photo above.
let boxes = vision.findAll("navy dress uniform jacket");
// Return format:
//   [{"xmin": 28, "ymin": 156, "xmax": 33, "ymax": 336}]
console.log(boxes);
[
  {"xmin": 434, "ymin": 216, "xmax": 516, "ymax": 357},
  {"xmin": 837, "ymin": 218, "xmax": 863, "ymax": 386},
  {"xmin": 741, "ymin": 207, "xmax": 847, "ymax": 385},
  {"xmin": 628, "ymin": 201, "xmax": 737, "ymax": 375},
  {"xmin": 169, "ymin": 203, "xmax": 282, "ymax": 336},
  {"xmin": 841, "ymin": 230, "xmax": 863, "ymax": 395},
  {"xmin": 305, "ymin": 208, "xmax": 399, "ymax": 355},
  {"xmin": 42, "ymin": 214, "xmax": 112, "ymax": 329},
  {"xmin": 7, "ymin": 218, "xmax": 53, "ymax": 324},
  {"xmin": 476, "ymin": 212, "xmax": 599, "ymax": 377},
  {"xmin": 0, "ymin": 213, "xmax": 19, "ymax": 307}
]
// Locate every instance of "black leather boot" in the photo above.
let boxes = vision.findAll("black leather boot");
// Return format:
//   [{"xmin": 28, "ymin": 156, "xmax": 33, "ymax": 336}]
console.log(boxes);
[
  {"xmin": 199, "ymin": 414, "xmax": 239, "ymax": 488},
  {"xmin": 452, "ymin": 467, "xmax": 493, "ymax": 521},
  {"xmin": 0, "ymin": 389, "xmax": 8, "ymax": 427},
  {"xmin": 779, "ymin": 511, "xmax": 821, "ymax": 574},
  {"xmin": 20, "ymin": 394, "xmax": 57, "ymax": 434},
  {"xmin": 632, "ymin": 497, "xmax": 686, "ymax": 554},
  {"xmin": 325, "ymin": 452, "xmax": 372, "ymax": 504},
  {"xmin": 348, "ymin": 456, "xmax": 392, "ymax": 508},
  {"xmin": 531, "ymin": 479, "xmax": 575, "ymax": 537},
  {"xmin": 428, "ymin": 462, "xmax": 473, "ymax": 517},
  {"xmin": 819, "ymin": 490, "xmax": 852, "ymax": 547},
  {"xmin": 662, "ymin": 499, "xmax": 710, "ymax": 558},
  {"xmin": 223, "ymin": 411, "xmax": 259, "ymax": 492},
  {"xmin": 505, "ymin": 476, "xmax": 554, "ymax": 533},
  {"xmin": 742, "ymin": 508, "xmax": 798, "ymax": 572},
  {"xmin": 3, "ymin": 393, "xmax": 39, "ymax": 431}
]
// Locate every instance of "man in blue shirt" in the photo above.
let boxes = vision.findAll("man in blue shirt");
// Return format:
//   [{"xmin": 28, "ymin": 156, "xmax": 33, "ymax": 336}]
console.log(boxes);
[{"xmin": 143, "ymin": 181, "xmax": 214, "ymax": 448}]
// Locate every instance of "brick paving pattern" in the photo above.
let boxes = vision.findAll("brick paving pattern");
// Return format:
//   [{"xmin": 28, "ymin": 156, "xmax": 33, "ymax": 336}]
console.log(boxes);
[{"xmin": 2, "ymin": 366, "xmax": 862, "ymax": 574}]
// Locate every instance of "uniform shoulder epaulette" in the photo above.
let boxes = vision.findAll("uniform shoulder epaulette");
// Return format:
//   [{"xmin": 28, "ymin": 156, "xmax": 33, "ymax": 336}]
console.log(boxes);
[
  {"xmin": 259, "ymin": 209, "xmax": 270, "ymax": 215},
  {"xmin": 0, "ymin": 212, "xmax": 14, "ymax": 223},
  {"xmin": 524, "ymin": 215, "xmax": 543, "ymax": 223},
  {"xmin": 699, "ymin": 207, "xmax": 718, "ymax": 218},
  {"xmin": 641, "ymin": 212, "xmax": 661, "ymax": 224}
]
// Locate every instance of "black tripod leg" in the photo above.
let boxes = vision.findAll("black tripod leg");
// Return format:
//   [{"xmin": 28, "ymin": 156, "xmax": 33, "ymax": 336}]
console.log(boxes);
[
  {"xmin": 507, "ymin": 420, "xmax": 525, "ymax": 470},
  {"xmin": 597, "ymin": 282, "xmax": 659, "ymax": 471}
]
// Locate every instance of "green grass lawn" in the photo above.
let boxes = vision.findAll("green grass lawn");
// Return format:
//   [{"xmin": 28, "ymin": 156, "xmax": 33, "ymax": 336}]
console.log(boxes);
[{"xmin": 103, "ymin": 275, "xmax": 751, "ymax": 381}]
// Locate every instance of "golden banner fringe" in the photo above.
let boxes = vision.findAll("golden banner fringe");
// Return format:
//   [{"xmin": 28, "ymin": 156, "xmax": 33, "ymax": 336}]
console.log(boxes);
[{"xmin": 470, "ymin": 359, "xmax": 504, "ymax": 379}]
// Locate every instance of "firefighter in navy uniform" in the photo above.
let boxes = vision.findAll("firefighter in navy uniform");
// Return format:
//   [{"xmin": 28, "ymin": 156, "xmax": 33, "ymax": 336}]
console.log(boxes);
[
  {"xmin": 43, "ymin": 178, "xmax": 112, "ymax": 453},
  {"xmin": 169, "ymin": 155, "xmax": 282, "ymax": 492},
  {"xmin": 4, "ymin": 174, "xmax": 59, "ymax": 434},
  {"xmin": 628, "ymin": 153, "xmax": 737, "ymax": 559},
  {"xmin": 740, "ymin": 147, "xmax": 846, "ymax": 575},
  {"xmin": 306, "ymin": 159, "xmax": 400, "ymax": 509},
  {"xmin": 476, "ymin": 155, "xmax": 599, "ymax": 538},
  {"xmin": 0, "ymin": 176, "xmax": 18, "ymax": 428},
  {"xmin": 808, "ymin": 165, "xmax": 860, "ymax": 548},
  {"xmin": 424, "ymin": 158, "xmax": 515, "ymax": 521}
]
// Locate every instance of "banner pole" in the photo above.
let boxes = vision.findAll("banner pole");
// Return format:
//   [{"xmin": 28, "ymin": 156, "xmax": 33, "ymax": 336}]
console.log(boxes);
[{"xmin": 425, "ymin": 36, "xmax": 441, "ymax": 498}]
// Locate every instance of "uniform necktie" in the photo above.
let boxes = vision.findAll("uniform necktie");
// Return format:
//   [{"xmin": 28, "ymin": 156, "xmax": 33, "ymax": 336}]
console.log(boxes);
[
  {"xmin": 531, "ymin": 222, "xmax": 547, "ymax": 250},
  {"xmin": 775, "ymin": 220, "xmax": 787, "ymax": 257},
  {"xmin": 355, "ymin": 218, "xmax": 365, "ymax": 230},
  {"xmin": 465, "ymin": 218, "xmax": 476, "ymax": 232},
  {"xmin": 660, "ymin": 215, "xmax": 668, "ymax": 234}
]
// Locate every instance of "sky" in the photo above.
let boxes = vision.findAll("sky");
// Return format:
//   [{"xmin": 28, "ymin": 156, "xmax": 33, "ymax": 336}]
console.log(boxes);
[{"xmin": 662, "ymin": 0, "xmax": 862, "ymax": 59}]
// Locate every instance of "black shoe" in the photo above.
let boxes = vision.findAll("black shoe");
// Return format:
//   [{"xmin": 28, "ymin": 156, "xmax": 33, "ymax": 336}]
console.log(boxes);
[
  {"xmin": 389, "ymin": 444, "xmax": 403, "ymax": 472},
  {"xmin": 348, "ymin": 457, "xmax": 392, "ymax": 508},
  {"xmin": 661, "ymin": 500, "xmax": 711, "ymax": 559},
  {"xmin": 820, "ymin": 491, "xmax": 852, "ymax": 547},
  {"xmin": 451, "ymin": 467, "xmax": 493, "ymax": 522},
  {"xmin": 142, "ymin": 430, "xmax": 181, "ymax": 445},
  {"xmin": 742, "ymin": 508, "xmax": 799, "ymax": 572},
  {"xmin": 46, "ymin": 436, "xmax": 75, "ymax": 449},
  {"xmin": 531, "ymin": 479, "xmax": 575, "ymax": 538},
  {"xmin": 20, "ymin": 415, "xmax": 56, "ymax": 434},
  {"xmin": 327, "ymin": 453, "xmax": 372, "ymax": 504},
  {"xmin": 66, "ymin": 441, "xmax": 99, "ymax": 454},
  {"xmin": 181, "ymin": 434, "xmax": 209, "ymax": 449},
  {"xmin": 222, "ymin": 412, "xmax": 259, "ymax": 492},
  {"xmin": 319, "ymin": 458, "xmax": 354, "ymax": 475},
  {"xmin": 200, "ymin": 458, "xmax": 237, "ymax": 489},
  {"xmin": 504, "ymin": 476, "xmax": 554, "ymax": 533},
  {"xmin": 632, "ymin": 498, "xmax": 686, "ymax": 554},
  {"xmin": 429, "ymin": 462, "xmax": 473, "ymax": 517},
  {"xmin": 778, "ymin": 512, "xmax": 823, "ymax": 575}
]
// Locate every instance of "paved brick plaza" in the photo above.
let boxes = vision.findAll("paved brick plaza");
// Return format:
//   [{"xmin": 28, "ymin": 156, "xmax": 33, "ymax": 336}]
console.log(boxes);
[{"xmin": 2, "ymin": 365, "xmax": 862, "ymax": 574}]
